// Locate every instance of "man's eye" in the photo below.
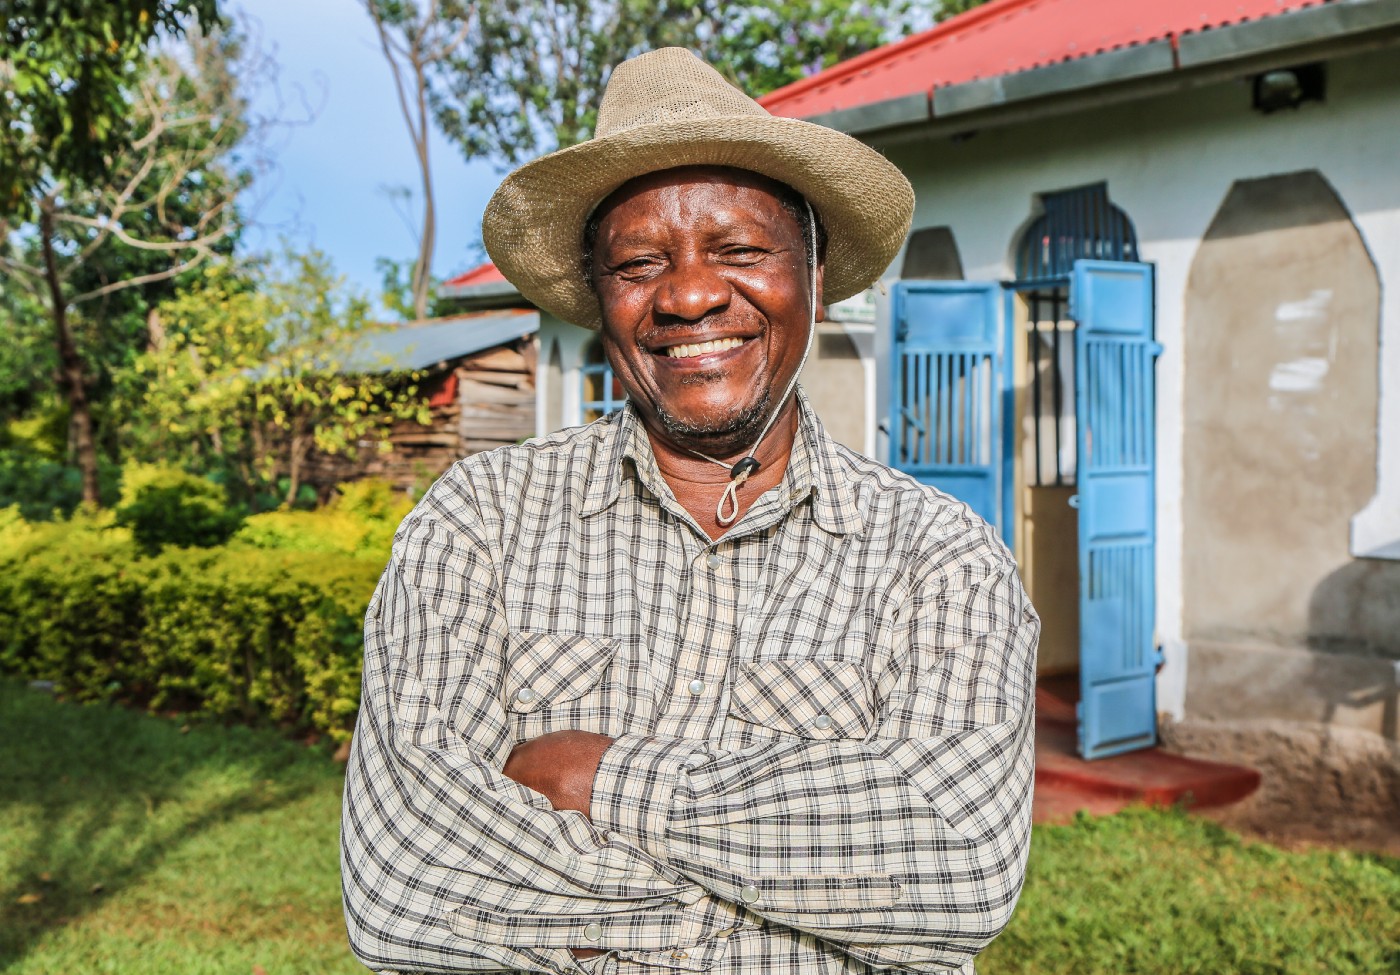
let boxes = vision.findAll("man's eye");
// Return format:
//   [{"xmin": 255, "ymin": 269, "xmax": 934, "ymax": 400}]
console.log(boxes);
[
  {"xmin": 610, "ymin": 257, "xmax": 660, "ymax": 276},
  {"xmin": 721, "ymin": 246, "xmax": 765, "ymax": 261}
]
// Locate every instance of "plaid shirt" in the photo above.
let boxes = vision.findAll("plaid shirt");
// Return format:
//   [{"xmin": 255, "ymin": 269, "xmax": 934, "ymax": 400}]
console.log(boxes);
[{"xmin": 342, "ymin": 393, "xmax": 1038, "ymax": 975}]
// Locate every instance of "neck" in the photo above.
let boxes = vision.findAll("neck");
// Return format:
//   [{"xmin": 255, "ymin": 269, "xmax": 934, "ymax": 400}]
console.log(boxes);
[{"xmin": 646, "ymin": 400, "xmax": 801, "ymax": 539}]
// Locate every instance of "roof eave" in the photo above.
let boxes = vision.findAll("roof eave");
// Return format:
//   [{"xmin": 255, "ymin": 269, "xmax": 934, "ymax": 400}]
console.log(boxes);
[
  {"xmin": 438, "ymin": 279, "xmax": 526, "ymax": 305},
  {"xmin": 802, "ymin": 0, "xmax": 1400, "ymax": 139}
]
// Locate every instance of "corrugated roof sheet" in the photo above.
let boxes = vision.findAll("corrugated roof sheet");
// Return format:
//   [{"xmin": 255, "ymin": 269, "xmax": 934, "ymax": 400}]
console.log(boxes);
[
  {"xmin": 345, "ymin": 310, "xmax": 538, "ymax": 373},
  {"xmin": 442, "ymin": 261, "xmax": 509, "ymax": 289},
  {"xmin": 760, "ymin": 0, "xmax": 1329, "ymax": 119}
]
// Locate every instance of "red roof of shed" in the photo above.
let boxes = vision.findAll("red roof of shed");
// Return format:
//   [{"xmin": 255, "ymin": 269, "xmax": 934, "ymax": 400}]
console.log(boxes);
[
  {"xmin": 760, "ymin": 0, "xmax": 1328, "ymax": 119},
  {"xmin": 443, "ymin": 261, "xmax": 507, "ymax": 289}
]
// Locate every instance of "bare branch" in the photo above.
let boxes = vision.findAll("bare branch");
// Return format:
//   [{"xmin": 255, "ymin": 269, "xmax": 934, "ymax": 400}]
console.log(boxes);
[{"xmin": 68, "ymin": 247, "xmax": 220, "ymax": 305}]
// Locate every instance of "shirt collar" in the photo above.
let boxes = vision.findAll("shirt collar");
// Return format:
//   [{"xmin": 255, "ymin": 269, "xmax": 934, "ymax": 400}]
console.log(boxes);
[{"xmin": 579, "ymin": 390, "xmax": 864, "ymax": 535}]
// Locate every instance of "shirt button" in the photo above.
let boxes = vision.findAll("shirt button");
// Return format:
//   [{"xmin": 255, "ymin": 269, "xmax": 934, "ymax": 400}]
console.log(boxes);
[
  {"xmin": 687, "ymin": 679, "xmax": 705, "ymax": 696},
  {"xmin": 739, "ymin": 884, "xmax": 761, "ymax": 904},
  {"xmin": 583, "ymin": 921, "xmax": 603, "ymax": 942},
  {"xmin": 706, "ymin": 552, "xmax": 723, "ymax": 569},
  {"xmin": 813, "ymin": 714, "xmax": 833, "ymax": 730},
  {"xmin": 515, "ymin": 687, "xmax": 539, "ymax": 705}
]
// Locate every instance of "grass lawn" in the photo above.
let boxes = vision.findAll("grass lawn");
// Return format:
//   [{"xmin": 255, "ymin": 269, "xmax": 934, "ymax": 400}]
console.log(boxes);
[{"xmin": 3, "ymin": 681, "xmax": 1397, "ymax": 975}]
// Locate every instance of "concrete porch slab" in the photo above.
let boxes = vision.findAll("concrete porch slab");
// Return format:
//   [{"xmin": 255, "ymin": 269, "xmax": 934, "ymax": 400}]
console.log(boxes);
[{"xmin": 1032, "ymin": 683, "xmax": 1262, "ymax": 824}]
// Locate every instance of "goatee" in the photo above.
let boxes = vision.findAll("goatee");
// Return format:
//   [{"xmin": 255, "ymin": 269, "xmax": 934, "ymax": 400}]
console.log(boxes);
[{"xmin": 654, "ymin": 383, "xmax": 773, "ymax": 456}]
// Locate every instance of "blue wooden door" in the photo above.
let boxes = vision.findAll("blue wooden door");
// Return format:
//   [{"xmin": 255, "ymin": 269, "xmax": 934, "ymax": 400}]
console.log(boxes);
[
  {"xmin": 1072, "ymin": 260, "xmax": 1161, "ymax": 759},
  {"xmin": 890, "ymin": 282, "xmax": 1004, "ymax": 530}
]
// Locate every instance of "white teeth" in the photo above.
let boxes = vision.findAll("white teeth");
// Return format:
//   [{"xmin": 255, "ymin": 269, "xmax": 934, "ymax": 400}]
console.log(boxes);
[{"xmin": 665, "ymin": 337, "xmax": 745, "ymax": 359}]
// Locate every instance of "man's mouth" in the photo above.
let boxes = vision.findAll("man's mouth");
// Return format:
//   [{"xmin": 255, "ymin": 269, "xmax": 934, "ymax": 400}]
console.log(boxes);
[{"xmin": 663, "ymin": 336, "xmax": 746, "ymax": 359}]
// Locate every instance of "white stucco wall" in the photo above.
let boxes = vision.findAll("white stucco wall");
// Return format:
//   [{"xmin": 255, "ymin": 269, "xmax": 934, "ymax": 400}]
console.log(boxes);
[{"xmin": 874, "ymin": 47, "xmax": 1400, "ymax": 701}]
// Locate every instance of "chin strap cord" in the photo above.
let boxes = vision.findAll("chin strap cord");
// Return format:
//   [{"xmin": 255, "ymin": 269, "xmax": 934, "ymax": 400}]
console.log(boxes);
[{"xmin": 690, "ymin": 201, "xmax": 819, "ymax": 527}]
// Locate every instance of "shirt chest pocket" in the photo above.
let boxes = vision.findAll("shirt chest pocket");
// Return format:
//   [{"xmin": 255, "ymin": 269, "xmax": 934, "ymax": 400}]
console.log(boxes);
[
  {"xmin": 727, "ymin": 659, "xmax": 877, "ymax": 742},
  {"xmin": 502, "ymin": 631, "xmax": 619, "ymax": 737}
]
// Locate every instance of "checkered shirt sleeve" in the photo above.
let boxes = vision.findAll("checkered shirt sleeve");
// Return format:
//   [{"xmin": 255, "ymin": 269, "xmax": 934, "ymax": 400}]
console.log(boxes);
[{"xmin": 341, "ymin": 399, "xmax": 1038, "ymax": 974}]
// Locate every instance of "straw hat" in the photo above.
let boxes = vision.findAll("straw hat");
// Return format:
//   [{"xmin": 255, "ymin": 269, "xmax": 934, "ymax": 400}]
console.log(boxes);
[{"xmin": 482, "ymin": 47, "xmax": 914, "ymax": 330}]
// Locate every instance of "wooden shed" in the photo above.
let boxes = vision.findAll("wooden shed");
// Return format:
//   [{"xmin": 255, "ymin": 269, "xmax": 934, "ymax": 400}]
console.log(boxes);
[{"xmin": 308, "ymin": 309, "xmax": 539, "ymax": 495}]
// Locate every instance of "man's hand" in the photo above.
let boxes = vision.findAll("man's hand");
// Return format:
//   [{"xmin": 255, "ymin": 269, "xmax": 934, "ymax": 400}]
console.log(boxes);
[{"xmin": 501, "ymin": 730, "xmax": 614, "ymax": 818}]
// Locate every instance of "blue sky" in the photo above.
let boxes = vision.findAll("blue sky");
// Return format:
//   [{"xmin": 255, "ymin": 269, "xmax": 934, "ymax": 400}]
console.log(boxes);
[{"xmin": 232, "ymin": 0, "xmax": 502, "ymax": 307}]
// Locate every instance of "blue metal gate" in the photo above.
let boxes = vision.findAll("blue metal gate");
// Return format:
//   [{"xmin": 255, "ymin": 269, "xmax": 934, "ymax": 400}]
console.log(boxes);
[
  {"xmin": 890, "ymin": 282, "xmax": 1005, "ymax": 530},
  {"xmin": 1072, "ymin": 260, "xmax": 1161, "ymax": 759}
]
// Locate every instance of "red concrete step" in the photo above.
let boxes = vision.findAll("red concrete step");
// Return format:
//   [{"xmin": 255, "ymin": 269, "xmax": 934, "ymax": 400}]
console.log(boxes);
[{"xmin": 1032, "ymin": 684, "xmax": 1261, "ymax": 824}]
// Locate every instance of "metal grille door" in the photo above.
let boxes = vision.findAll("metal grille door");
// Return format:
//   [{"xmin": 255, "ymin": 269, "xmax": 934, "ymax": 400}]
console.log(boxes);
[
  {"xmin": 891, "ymin": 282, "xmax": 1004, "ymax": 530},
  {"xmin": 1072, "ymin": 260, "xmax": 1161, "ymax": 759}
]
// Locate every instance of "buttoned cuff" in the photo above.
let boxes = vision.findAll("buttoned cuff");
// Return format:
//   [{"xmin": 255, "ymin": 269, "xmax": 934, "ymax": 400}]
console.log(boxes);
[{"xmin": 591, "ymin": 734, "xmax": 698, "ymax": 859}]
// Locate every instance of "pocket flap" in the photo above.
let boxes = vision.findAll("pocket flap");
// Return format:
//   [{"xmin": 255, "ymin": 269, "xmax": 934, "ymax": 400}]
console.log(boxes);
[
  {"xmin": 728, "ymin": 659, "xmax": 876, "ymax": 739},
  {"xmin": 503, "ymin": 630, "xmax": 617, "ymax": 713}
]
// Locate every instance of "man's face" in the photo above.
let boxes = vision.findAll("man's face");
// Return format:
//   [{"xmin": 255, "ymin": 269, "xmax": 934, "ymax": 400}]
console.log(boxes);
[{"xmin": 589, "ymin": 166, "xmax": 824, "ymax": 454}]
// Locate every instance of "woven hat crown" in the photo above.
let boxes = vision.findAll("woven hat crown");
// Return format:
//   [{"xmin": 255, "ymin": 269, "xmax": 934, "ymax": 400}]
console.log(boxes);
[
  {"xmin": 596, "ymin": 48, "xmax": 767, "ymax": 136},
  {"xmin": 482, "ymin": 47, "xmax": 915, "ymax": 329}
]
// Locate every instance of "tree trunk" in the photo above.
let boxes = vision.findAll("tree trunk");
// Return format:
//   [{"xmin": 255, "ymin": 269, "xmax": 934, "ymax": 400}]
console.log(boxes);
[
  {"xmin": 410, "ymin": 56, "xmax": 435, "ymax": 320},
  {"xmin": 39, "ymin": 202, "xmax": 101, "ymax": 507},
  {"xmin": 284, "ymin": 419, "xmax": 307, "ymax": 507}
]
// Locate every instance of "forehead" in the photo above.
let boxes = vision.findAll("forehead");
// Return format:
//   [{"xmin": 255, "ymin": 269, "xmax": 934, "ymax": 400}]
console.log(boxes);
[{"xmin": 591, "ymin": 165, "xmax": 800, "ymax": 237}]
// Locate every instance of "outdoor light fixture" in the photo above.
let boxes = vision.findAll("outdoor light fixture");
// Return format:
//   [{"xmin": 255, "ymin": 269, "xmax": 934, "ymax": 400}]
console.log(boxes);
[{"xmin": 1252, "ymin": 62, "xmax": 1326, "ymax": 114}]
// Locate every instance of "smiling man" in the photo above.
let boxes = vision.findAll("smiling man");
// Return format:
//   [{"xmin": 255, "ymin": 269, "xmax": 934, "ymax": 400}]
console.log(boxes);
[{"xmin": 342, "ymin": 48, "xmax": 1038, "ymax": 975}]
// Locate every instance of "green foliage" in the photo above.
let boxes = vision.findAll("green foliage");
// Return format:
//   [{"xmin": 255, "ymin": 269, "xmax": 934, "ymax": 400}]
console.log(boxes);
[
  {"xmin": 232, "ymin": 479, "xmax": 414, "ymax": 558},
  {"xmin": 0, "ymin": 0, "xmax": 224, "ymax": 221},
  {"xmin": 937, "ymin": 0, "xmax": 994, "ymax": 22},
  {"xmin": 2, "ymin": 18, "xmax": 250, "ymax": 506},
  {"xmin": 0, "ymin": 412, "xmax": 123, "ymax": 516},
  {"xmin": 0, "ymin": 511, "xmax": 382, "ymax": 742},
  {"xmin": 375, "ymin": 254, "xmax": 448, "ymax": 320},
  {"xmin": 429, "ymin": 0, "xmax": 921, "ymax": 166},
  {"xmin": 698, "ymin": 0, "xmax": 917, "ymax": 97},
  {"xmin": 117, "ymin": 248, "xmax": 431, "ymax": 505},
  {"xmin": 114, "ymin": 462, "xmax": 245, "ymax": 554}
]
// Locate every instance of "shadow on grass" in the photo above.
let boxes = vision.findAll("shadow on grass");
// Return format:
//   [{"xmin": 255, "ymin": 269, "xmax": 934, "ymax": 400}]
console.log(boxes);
[{"xmin": 0, "ymin": 680, "xmax": 344, "ymax": 967}]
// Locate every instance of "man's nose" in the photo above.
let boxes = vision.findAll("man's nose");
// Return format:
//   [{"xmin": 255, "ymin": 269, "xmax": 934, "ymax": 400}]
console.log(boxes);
[{"xmin": 652, "ymin": 257, "xmax": 729, "ymax": 322}]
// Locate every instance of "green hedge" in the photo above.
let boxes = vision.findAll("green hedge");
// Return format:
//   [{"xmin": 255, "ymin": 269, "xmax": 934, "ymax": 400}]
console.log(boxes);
[{"xmin": 0, "ymin": 510, "xmax": 381, "ymax": 742}]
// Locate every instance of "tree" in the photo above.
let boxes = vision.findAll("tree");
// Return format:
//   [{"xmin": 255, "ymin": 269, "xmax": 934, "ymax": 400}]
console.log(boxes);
[
  {"xmin": 429, "ymin": 0, "xmax": 920, "ymax": 166},
  {"xmin": 0, "ymin": 0, "xmax": 223, "ymax": 222},
  {"xmin": 0, "ymin": 25, "xmax": 246, "ymax": 505},
  {"xmin": 358, "ymin": 0, "xmax": 476, "ymax": 320},
  {"xmin": 120, "ymin": 248, "xmax": 430, "ymax": 507},
  {"xmin": 696, "ymin": 1, "xmax": 916, "ymax": 97},
  {"xmin": 936, "ymin": 0, "xmax": 993, "ymax": 21}
]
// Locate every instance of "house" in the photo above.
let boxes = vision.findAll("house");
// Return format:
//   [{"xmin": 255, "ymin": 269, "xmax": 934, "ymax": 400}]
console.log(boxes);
[
  {"xmin": 447, "ymin": 0, "xmax": 1400, "ymax": 830},
  {"xmin": 308, "ymin": 309, "xmax": 538, "ymax": 495},
  {"xmin": 753, "ymin": 0, "xmax": 1399, "ymax": 829}
]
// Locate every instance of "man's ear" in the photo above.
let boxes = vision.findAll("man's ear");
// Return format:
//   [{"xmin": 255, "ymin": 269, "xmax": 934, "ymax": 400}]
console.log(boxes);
[{"xmin": 814, "ymin": 262, "xmax": 826, "ymax": 323}]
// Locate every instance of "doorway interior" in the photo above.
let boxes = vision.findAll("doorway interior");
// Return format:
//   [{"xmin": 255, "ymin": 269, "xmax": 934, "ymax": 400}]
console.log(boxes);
[{"xmin": 890, "ymin": 182, "xmax": 1159, "ymax": 758}]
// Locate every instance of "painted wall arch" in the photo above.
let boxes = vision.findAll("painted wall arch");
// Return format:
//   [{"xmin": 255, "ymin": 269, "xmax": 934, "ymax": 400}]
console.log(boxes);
[{"xmin": 1183, "ymin": 171, "xmax": 1398, "ymax": 674}]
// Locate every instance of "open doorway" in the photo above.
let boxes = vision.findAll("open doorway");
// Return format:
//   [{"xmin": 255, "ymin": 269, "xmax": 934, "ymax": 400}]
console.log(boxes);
[
  {"xmin": 1011, "ymin": 285, "xmax": 1079, "ymax": 680},
  {"xmin": 890, "ymin": 183, "xmax": 1157, "ymax": 757}
]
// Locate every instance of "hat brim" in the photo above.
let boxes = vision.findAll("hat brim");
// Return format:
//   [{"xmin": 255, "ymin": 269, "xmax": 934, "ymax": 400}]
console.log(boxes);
[{"xmin": 482, "ymin": 115, "xmax": 914, "ymax": 329}]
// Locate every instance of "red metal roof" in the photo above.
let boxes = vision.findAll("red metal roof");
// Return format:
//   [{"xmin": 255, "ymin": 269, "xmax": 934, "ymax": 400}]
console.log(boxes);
[
  {"xmin": 760, "ymin": 0, "xmax": 1328, "ymax": 119},
  {"xmin": 443, "ymin": 261, "xmax": 507, "ymax": 289}
]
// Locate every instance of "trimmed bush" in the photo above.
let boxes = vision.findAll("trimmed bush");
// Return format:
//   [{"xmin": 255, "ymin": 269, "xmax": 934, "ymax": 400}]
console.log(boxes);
[
  {"xmin": 0, "ymin": 509, "xmax": 381, "ymax": 741},
  {"xmin": 232, "ymin": 478, "xmax": 413, "ymax": 558},
  {"xmin": 115, "ymin": 463, "xmax": 246, "ymax": 554}
]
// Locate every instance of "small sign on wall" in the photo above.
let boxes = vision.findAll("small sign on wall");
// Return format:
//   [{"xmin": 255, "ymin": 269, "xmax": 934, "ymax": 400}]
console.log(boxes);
[{"xmin": 827, "ymin": 288, "xmax": 877, "ymax": 325}]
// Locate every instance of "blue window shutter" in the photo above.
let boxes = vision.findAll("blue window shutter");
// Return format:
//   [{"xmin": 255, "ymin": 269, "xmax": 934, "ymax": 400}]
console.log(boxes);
[
  {"xmin": 890, "ymin": 282, "xmax": 1005, "ymax": 532},
  {"xmin": 1072, "ymin": 260, "xmax": 1160, "ymax": 759}
]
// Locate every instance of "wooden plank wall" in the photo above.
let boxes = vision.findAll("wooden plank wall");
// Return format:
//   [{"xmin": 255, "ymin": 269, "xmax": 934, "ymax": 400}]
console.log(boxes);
[{"xmin": 309, "ymin": 337, "xmax": 536, "ymax": 497}]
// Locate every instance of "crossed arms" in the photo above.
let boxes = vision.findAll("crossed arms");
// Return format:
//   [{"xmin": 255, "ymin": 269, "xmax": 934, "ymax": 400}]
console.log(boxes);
[{"xmin": 341, "ymin": 513, "xmax": 1038, "ymax": 974}]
